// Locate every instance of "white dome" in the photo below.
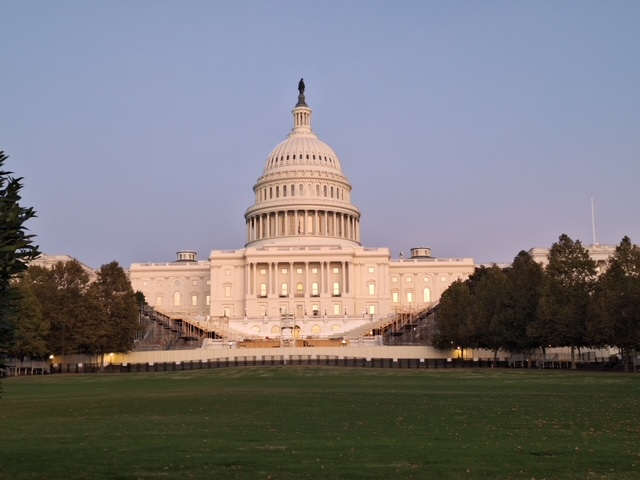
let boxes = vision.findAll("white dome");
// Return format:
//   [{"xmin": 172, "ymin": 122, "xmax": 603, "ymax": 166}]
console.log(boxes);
[{"xmin": 244, "ymin": 83, "xmax": 361, "ymax": 248}]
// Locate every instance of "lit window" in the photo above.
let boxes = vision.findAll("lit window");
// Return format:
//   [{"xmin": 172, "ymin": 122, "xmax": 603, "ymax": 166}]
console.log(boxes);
[
  {"xmin": 333, "ymin": 282, "xmax": 340, "ymax": 296},
  {"xmin": 297, "ymin": 268, "xmax": 302, "ymax": 274},
  {"xmin": 392, "ymin": 277, "xmax": 398, "ymax": 283},
  {"xmin": 191, "ymin": 280, "xmax": 198, "ymax": 286},
  {"xmin": 406, "ymin": 277, "xmax": 412, "ymax": 282},
  {"xmin": 282, "ymin": 268, "xmax": 287, "ymax": 274},
  {"xmin": 369, "ymin": 305, "xmax": 376, "ymax": 314},
  {"xmin": 143, "ymin": 280, "xmax": 149, "ymax": 286},
  {"xmin": 368, "ymin": 284, "xmax": 375, "ymax": 295},
  {"xmin": 281, "ymin": 283, "xmax": 288, "ymax": 296},
  {"xmin": 333, "ymin": 304, "xmax": 340, "ymax": 315},
  {"xmin": 191, "ymin": 295, "xmax": 198, "ymax": 306},
  {"xmin": 368, "ymin": 267, "xmax": 374, "ymax": 273},
  {"xmin": 423, "ymin": 288, "xmax": 431, "ymax": 302},
  {"xmin": 205, "ymin": 295, "xmax": 210, "ymax": 306},
  {"xmin": 333, "ymin": 267, "xmax": 339, "ymax": 274},
  {"xmin": 260, "ymin": 269, "xmax": 266, "ymax": 275},
  {"xmin": 297, "ymin": 283, "xmax": 304, "ymax": 295},
  {"xmin": 173, "ymin": 292, "xmax": 181, "ymax": 306},
  {"xmin": 441, "ymin": 276, "xmax": 447, "ymax": 282},
  {"xmin": 260, "ymin": 283, "xmax": 267, "ymax": 297},
  {"xmin": 407, "ymin": 292, "xmax": 413, "ymax": 303},
  {"xmin": 312, "ymin": 268, "xmax": 318, "ymax": 274},
  {"xmin": 392, "ymin": 292, "xmax": 399, "ymax": 303},
  {"xmin": 312, "ymin": 283, "xmax": 319, "ymax": 296},
  {"xmin": 225, "ymin": 270, "xmax": 231, "ymax": 276},
  {"xmin": 206, "ymin": 280, "xmax": 211, "ymax": 285},
  {"xmin": 156, "ymin": 296, "xmax": 163, "ymax": 307},
  {"xmin": 423, "ymin": 277, "xmax": 429, "ymax": 282}
]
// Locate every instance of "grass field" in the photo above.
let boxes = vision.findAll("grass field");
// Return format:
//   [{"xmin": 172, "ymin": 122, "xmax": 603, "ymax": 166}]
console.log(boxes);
[{"xmin": 2, "ymin": 367, "xmax": 639, "ymax": 480}]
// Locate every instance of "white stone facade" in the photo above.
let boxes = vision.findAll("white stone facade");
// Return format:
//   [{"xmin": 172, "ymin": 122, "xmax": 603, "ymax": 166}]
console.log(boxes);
[{"xmin": 129, "ymin": 85, "xmax": 476, "ymax": 338}]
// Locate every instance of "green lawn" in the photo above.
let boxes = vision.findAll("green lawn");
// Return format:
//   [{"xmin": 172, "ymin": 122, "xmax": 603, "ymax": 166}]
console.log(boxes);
[{"xmin": 2, "ymin": 368, "xmax": 639, "ymax": 479}]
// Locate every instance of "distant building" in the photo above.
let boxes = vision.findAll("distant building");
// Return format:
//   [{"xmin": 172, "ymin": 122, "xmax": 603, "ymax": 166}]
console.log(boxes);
[
  {"xmin": 29, "ymin": 254, "xmax": 97, "ymax": 282},
  {"xmin": 128, "ymin": 84, "xmax": 476, "ymax": 338},
  {"xmin": 528, "ymin": 244, "xmax": 617, "ymax": 273}
]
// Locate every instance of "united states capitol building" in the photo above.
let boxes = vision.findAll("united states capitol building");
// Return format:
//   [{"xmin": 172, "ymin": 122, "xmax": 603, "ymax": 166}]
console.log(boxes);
[{"xmin": 128, "ymin": 82, "xmax": 477, "ymax": 340}]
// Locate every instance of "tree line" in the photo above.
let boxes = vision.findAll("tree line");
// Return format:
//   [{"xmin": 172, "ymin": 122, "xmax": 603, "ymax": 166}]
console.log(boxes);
[
  {"xmin": 433, "ymin": 234, "xmax": 640, "ymax": 370},
  {"xmin": 7, "ymin": 260, "xmax": 141, "ymax": 364}
]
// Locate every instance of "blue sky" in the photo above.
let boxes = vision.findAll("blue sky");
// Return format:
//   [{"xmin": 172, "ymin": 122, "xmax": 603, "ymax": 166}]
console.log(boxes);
[{"xmin": 2, "ymin": 1, "xmax": 639, "ymax": 269}]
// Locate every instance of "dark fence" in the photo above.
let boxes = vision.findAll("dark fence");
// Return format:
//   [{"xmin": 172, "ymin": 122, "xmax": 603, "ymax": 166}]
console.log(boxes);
[{"xmin": 43, "ymin": 357, "xmax": 554, "ymax": 374}]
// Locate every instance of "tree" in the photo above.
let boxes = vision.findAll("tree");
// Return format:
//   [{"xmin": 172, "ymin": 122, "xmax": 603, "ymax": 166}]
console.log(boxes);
[
  {"xmin": 470, "ymin": 265, "xmax": 510, "ymax": 364},
  {"xmin": 588, "ymin": 236, "xmax": 640, "ymax": 371},
  {"xmin": 533, "ymin": 234, "xmax": 596, "ymax": 369},
  {"xmin": 505, "ymin": 251, "xmax": 544, "ymax": 361},
  {"xmin": 433, "ymin": 280, "xmax": 476, "ymax": 358},
  {"xmin": 0, "ymin": 151, "xmax": 40, "ymax": 384},
  {"xmin": 88, "ymin": 261, "xmax": 140, "ymax": 366},
  {"xmin": 7, "ymin": 278, "xmax": 48, "ymax": 359},
  {"xmin": 30, "ymin": 261, "xmax": 95, "ymax": 356}
]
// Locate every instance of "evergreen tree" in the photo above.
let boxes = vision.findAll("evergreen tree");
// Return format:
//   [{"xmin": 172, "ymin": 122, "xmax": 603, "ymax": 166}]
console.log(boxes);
[
  {"xmin": 588, "ymin": 236, "xmax": 640, "ymax": 370},
  {"xmin": 0, "ymin": 151, "xmax": 40, "ymax": 386},
  {"xmin": 534, "ymin": 234, "xmax": 596, "ymax": 368}
]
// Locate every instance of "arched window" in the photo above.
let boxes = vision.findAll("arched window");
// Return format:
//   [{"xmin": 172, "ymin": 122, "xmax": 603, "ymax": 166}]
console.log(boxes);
[
  {"xmin": 296, "ymin": 282, "xmax": 304, "ymax": 296},
  {"xmin": 423, "ymin": 287, "xmax": 431, "ymax": 303},
  {"xmin": 276, "ymin": 186, "xmax": 279, "ymax": 198},
  {"xmin": 283, "ymin": 185, "xmax": 287, "ymax": 197},
  {"xmin": 311, "ymin": 324, "xmax": 321, "ymax": 334},
  {"xmin": 291, "ymin": 184, "xmax": 295, "ymax": 196},
  {"xmin": 323, "ymin": 185, "xmax": 327, "ymax": 197}
]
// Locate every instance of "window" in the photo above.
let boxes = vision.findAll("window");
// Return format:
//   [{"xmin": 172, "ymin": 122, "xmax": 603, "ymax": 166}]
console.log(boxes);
[
  {"xmin": 173, "ymin": 292, "xmax": 181, "ymax": 306},
  {"xmin": 423, "ymin": 277, "xmax": 430, "ymax": 282},
  {"xmin": 191, "ymin": 295, "xmax": 198, "ymax": 306},
  {"xmin": 312, "ymin": 282, "xmax": 319, "ymax": 296},
  {"xmin": 156, "ymin": 296, "xmax": 163, "ymax": 307},
  {"xmin": 369, "ymin": 305, "xmax": 376, "ymax": 314},
  {"xmin": 191, "ymin": 280, "xmax": 198, "ymax": 286},
  {"xmin": 423, "ymin": 288, "xmax": 431, "ymax": 303},
  {"xmin": 224, "ymin": 286, "xmax": 231, "ymax": 297},
  {"xmin": 332, "ymin": 267, "xmax": 339, "ymax": 274},
  {"xmin": 441, "ymin": 276, "xmax": 447, "ymax": 282},
  {"xmin": 312, "ymin": 268, "xmax": 318, "ymax": 274},
  {"xmin": 406, "ymin": 277, "xmax": 412, "ymax": 282},
  {"xmin": 260, "ymin": 305, "xmax": 267, "ymax": 316},
  {"xmin": 296, "ymin": 268, "xmax": 302, "ymax": 274},
  {"xmin": 157, "ymin": 280, "xmax": 163, "ymax": 287},
  {"xmin": 368, "ymin": 267, "xmax": 374, "ymax": 273},
  {"xmin": 260, "ymin": 283, "xmax": 267, "ymax": 297},
  {"xmin": 296, "ymin": 282, "xmax": 304, "ymax": 296},
  {"xmin": 333, "ymin": 282, "xmax": 340, "ymax": 296},
  {"xmin": 281, "ymin": 283, "xmax": 288, "ymax": 296},
  {"xmin": 143, "ymin": 280, "xmax": 149, "ymax": 286},
  {"xmin": 333, "ymin": 304, "xmax": 340, "ymax": 315},
  {"xmin": 206, "ymin": 280, "xmax": 211, "ymax": 285},
  {"xmin": 392, "ymin": 292, "xmax": 399, "ymax": 303},
  {"xmin": 392, "ymin": 277, "xmax": 398, "ymax": 283},
  {"xmin": 311, "ymin": 325, "xmax": 321, "ymax": 334},
  {"xmin": 368, "ymin": 284, "xmax": 375, "ymax": 295},
  {"xmin": 205, "ymin": 295, "xmax": 210, "ymax": 306},
  {"xmin": 406, "ymin": 292, "xmax": 413, "ymax": 303},
  {"xmin": 282, "ymin": 268, "xmax": 288, "ymax": 274}
]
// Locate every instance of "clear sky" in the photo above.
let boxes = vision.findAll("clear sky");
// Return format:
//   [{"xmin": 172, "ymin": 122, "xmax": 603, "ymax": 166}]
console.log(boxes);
[{"xmin": 2, "ymin": 1, "xmax": 639, "ymax": 269}]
